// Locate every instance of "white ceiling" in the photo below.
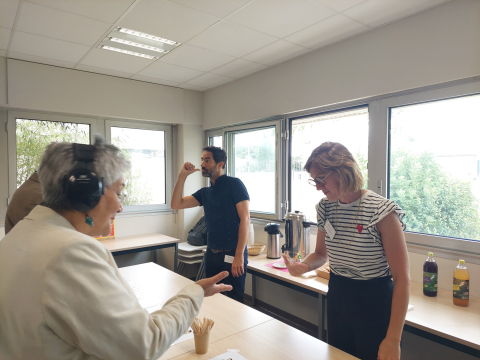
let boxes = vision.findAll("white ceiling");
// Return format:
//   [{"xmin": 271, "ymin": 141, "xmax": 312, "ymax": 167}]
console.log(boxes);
[{"xmin": 0, "ymin": 0, "xmax": 450, "ymax": 92}]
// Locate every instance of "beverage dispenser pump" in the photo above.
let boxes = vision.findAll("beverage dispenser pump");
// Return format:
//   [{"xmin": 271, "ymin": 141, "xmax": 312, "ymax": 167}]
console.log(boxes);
[{"xmin": 264, "ymin": 223, "xmax": 283, "ymax": 259}]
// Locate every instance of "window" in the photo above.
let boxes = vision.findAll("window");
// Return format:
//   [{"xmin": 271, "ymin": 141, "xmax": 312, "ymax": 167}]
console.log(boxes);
[
  {"xmin": 290, "ymin": 107, "xmax": 369, "ymax": 222},
  {"xmin": 208, "ymin": 135, "xmax": 222, "ymax": 147},
  {"xmin": 225, "ymin": 120, "xmax": 284, "ymax": 219},
  {"xmin": 7, "ymin": 112, "xmax": 95, "ymax": 200},
  {"xmin": 106, "ymin": 120, "xmax": 173, "ymax": 213},
  {"xmin": 202, "ymin": 80, "xmax": 480, "ymax": 261},
  {"xmin": 389, "ymin": 94, "xmax": 480, "ymax": 242}
]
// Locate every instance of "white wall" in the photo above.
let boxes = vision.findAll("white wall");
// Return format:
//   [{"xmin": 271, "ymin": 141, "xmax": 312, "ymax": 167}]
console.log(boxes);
[
  {"xmin": 203, "ymin": 0, "xmax": 480, "ymax": 129},
  {"xmin": 176, "ymin": 123, "xmax": 205, "ymax": 242},
  {"xmin": 6, "ymin": 59, "xmax": 202, "ymax": 125},
  {"xmin": 0, "ymin": 109, "xmax": 8, "ymax": 226},
  {"xmin": 0, "ymin": 57, "xmax": 6, "ymax": 107}
]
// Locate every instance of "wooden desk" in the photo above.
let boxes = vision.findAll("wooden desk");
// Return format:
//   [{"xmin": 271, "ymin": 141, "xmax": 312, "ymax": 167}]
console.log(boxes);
[
  {"xmin": 247, "ymin": 253, "xmax": 480, "ymax": 357},
  {"xmin": 171, "ymin": 319, "xmax": 358, "ymax": 360},
  {"xmin": 118, "ymin": 263, "xmax": 358, "ymax": 360},
  {"xmin": 101, "ymin": 233, "xmax": 180, "ymax": 272},
  {"xmin": 246, "ymin": 253, "xmax": 328, "ymax": 340}
]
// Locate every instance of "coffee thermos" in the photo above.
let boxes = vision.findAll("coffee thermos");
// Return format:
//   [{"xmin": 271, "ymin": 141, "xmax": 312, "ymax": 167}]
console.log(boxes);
[
  {"xmin": 264, "ymin": 223, "xmax": 283, "ymax": 259},
  {"xmin": 282, "ymin": 211, "xmax": 311, "ymax": 262}
]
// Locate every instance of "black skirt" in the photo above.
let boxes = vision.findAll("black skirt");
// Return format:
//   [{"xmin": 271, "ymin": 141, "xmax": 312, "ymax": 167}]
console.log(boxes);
[{"xmin": 327, "ymin": 273, "xmax": 395, "ymax": 360}]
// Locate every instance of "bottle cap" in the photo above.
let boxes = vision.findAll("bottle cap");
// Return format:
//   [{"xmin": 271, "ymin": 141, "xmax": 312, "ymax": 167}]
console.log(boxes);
[
  {"xmin": 428, "ymin": 252, "xmax": 433, "ymax": 256},
  {"xmin": 459, "ymin": 259, "xmax": 465, "ymax": 264}
]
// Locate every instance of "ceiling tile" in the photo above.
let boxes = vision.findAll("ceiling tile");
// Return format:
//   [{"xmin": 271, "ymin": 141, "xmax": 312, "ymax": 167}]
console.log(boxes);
[
  {"xmin": 10, "ymin": 31, "xmax": 90, "ymax": 63},
  {"xmin": 0, "ymin": 0, "xmax": 20, "ymax": 29},
  {"xmin": 313, "ymin": 0, "xmax": 366, "ymax": 12},
  {"xmin": 0, "ymin": 27, "xmax": 11, "ymax": 50},
  {"xmin": 285, "ymin": 14, "xmax": 369, "ymax": 49},
  {"xmin": 80, "ymin": 48, "xmax": 154, "ymax": 74},
  {"xmin": 185, "ymin": 72, "xmax": 234, "ymax": 88},
  {"xmin": 159, "ymin": 44, "xmax": 235, "ymax": 72},
  {"xmin": 188, "ymin": 20, "xmax": 278, "ymax": 57},
  {"xmin": 210, "ymin": 58, "xmax": 267, "ymax": 78},
  {"xmin": 226, "ymin": 0, "xmax": 336, "ymax": 38},
  {"xmin": 76, "ymin": 64, "xmax": 134, "ymax": 79},
  {"xmin": 138, "ymin": 61, "xmax": 205, "ymax": 83},
  {"xmin": 16, "ymin": 2, "xmax": 112, "ymax": 46},
  {"xmin": 242, "ymin": 39, "xmax": 310, "ymax": 66},
  {"xmin": 8, "ymin": 51, "xmax": 76, "ymax": 68},
  {"xmin": 0, "ymin": 50, "xmax": 6, "ymax": 57},
  {"xmin": 130, "ymin": 74, "xmax": 181, "ymax": 87},
  {"xmin": 27, "ymin": 0, "xmax": 135, "ymax": 23},
  {"xmin": 119, "ymin": 0, "xmax": 220, "ymax": 43},
  {"xmin": 178, "ymin": 84, "xmax": 207, "ymax": 91},
  {"xmin": 343, "ymin": 0, "xmax": 449, "ymax": 27},
  {"xmin": 169, "ymin": 0, "xmax": 251, "ymax": 18}
]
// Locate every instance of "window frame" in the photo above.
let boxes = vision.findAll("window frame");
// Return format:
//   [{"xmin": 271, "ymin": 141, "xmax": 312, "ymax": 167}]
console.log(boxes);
[
  {"xmin": 371, "ymin": 80, "xmax": 480, "ymax": 262},
  {"xmin": 7, "ymin": 111, "xmax": 97, "ymax": 203},
  {"xmin": 287, "ymin": 104, "xmax": 370, "ymax": 224},
  {"xmin": 205, "ymin": 119, "xmax": 286, "ymax": 221},
  {"xmin": 105, "ymin": 119, "xmax": 173, "ymax": 215},
  {"xmin": 205, "ymin": 129, "xmax": 224, "ymax": 187}
]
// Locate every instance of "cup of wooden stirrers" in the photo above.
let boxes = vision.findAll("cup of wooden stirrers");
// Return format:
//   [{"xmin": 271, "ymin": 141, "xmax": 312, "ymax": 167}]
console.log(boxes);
[{"xmin": 192, "ymin": 317, "xmax": 214, "ymax": 354}]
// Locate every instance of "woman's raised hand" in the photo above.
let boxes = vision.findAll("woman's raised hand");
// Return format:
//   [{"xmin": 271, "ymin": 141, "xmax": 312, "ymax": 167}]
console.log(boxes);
[{"xmin": 282, "ymin": 255, "xmax": 309, "ymax": 276}]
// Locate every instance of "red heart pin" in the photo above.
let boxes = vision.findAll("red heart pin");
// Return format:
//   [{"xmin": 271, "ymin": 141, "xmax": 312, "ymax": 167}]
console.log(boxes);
[{"xmin": 357, "ymin": 224, "xmax": 363, "ymax": 233}]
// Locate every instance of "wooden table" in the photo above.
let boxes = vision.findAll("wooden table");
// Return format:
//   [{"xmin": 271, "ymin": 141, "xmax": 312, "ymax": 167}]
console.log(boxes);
[
  {"xmin": 101, "ymin": 233, "xmax": 180, "ymax": 272},
  {"xmin": 118, "ymin": 262, "xmax": 358, "ymax": 360},
  {"xmin": 246, "ymin": 254, "xmax": 328, "ymax": 340},
  {"xmin": 170, "ymin": 319, "xmax": 358, "ymax": 360},
  {"xmin": 247, "ymin": 253, "xmax": 480, "ymax": 357}
]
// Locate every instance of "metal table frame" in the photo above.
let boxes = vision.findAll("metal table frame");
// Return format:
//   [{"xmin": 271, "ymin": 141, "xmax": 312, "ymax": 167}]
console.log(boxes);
[
  {"xmin": 112, "ymin": 243, "xmax": 179, "ymax": 272},
  {"xmin": 248, "ymin": 268, "xmax": 327, "ymax": 341}
]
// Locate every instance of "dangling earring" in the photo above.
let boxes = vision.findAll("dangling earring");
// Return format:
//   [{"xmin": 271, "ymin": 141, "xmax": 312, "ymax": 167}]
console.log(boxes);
[{"xmin": 85, "ymin": 213, "xmax": 94, "ymax": 227}]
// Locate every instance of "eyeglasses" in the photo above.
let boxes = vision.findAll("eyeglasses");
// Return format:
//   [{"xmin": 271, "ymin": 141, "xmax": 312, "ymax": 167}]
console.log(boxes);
[
  {"xmin": 308, "ymin": 171, "xmax": 332, "ymax": 187},
  {"xmin": 106, "ymin": 186, "xmax": 126, "ymax": 202}
]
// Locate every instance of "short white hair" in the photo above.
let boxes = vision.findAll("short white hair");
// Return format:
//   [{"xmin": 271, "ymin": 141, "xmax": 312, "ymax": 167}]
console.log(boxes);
[{"xmin": 39, "ymin": 135, "xmax": 130, "ymax": 210}]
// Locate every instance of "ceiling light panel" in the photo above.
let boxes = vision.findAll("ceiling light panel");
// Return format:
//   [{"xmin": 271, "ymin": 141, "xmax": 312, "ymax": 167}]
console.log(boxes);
[
  {"xmin": 109, "ymin": 37, "xmax": 168, "ymax": 53},
  {"xmin": 99, "ymin": 27, "xmax": 181, "ymax": 60},
  {"xmin": 117, "ymin": 27, "xmax": 180, "ymax": 46},
  {"xmin": 101, "ymin": 45, "xmax": 158, "ymax": 60}
]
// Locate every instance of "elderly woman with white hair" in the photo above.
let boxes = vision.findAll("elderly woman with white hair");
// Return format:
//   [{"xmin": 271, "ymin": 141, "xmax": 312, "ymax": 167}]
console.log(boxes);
[{"xmin": 0, "ymin": 136, "xmax": 231, "ymax": 360}]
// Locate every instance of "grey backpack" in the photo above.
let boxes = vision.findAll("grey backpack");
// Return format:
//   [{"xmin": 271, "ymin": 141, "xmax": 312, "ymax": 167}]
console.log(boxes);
[{"xmin": 187, "ymin": 215, "xmax": 208, "ymax": 246}]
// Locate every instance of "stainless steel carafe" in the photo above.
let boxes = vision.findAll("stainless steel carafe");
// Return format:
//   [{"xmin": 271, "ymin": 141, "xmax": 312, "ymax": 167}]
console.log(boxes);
[
  {"xmin": 264, "ymin": 223, "xmax": 283, "ymax": 259},
  {"xmin": 282, "ymin": 211, "xmax": 311, "ymax": 262}
]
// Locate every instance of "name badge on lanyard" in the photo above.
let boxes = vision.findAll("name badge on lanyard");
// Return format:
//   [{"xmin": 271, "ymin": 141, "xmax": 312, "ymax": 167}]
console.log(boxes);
[{"xmin": 324, "ymin": 219, "xmax": 336, "ymax": 240}]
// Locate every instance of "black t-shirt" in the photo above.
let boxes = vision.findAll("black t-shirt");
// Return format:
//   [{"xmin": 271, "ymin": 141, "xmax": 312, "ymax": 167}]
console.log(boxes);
[{"xmin": 192, "ymin": 175, "xmax": 250, "ymax": 250}]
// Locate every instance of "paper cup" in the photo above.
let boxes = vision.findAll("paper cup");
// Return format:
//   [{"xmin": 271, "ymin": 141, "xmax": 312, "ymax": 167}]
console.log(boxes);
[{"xmin": 194, "ymin": 333, "xmax": 210, "ymax": 354}]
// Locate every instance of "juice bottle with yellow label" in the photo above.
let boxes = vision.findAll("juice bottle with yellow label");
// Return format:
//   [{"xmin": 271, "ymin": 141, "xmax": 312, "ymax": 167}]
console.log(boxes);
[{"xmin": 453, "ymin": 260, "xmax": 469, "ymax": 307}]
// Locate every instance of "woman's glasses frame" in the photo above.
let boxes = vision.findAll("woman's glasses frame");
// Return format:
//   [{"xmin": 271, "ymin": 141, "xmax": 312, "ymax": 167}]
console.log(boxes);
[
  {"xmin": 308, "ymin": 171, "xmax": 332, "ymax": 187},
  {"xmin": 106, "ymin": 185, "xmax": 126, "ymax": 202}
]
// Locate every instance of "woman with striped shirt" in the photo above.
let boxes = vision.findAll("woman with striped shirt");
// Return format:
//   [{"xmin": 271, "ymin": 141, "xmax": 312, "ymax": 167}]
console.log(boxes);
[{"xmin": 283, "ymin": 142, "xmax": 410, "ymax": 360}]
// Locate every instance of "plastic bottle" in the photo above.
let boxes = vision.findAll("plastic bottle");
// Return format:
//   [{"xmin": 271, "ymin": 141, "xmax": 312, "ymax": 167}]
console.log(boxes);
[
  {"xmin": 423, "ymin": 252, "xmax": 438, "ymax": 297},
  {"xmin": 453, "ymin": 260, "xmax": 469, "ymax": 307}
]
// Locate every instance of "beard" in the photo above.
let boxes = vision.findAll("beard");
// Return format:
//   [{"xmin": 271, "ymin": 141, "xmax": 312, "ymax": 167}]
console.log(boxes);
[{"xmin": 202, "ymin": 167, "xmax": 217, "ymax": 178}]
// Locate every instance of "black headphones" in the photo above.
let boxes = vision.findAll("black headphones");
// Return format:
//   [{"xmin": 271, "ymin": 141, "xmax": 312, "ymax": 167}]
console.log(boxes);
[{"xmin": 64, "ymin": 143, "xmax": 104, "ymax": 212}]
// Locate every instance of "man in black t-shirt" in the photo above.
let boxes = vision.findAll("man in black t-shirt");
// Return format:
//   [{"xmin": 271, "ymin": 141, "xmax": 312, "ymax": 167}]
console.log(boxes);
[{"xmin": 171, "ymin": 146, "xmax": 250, "ymax": 303}]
